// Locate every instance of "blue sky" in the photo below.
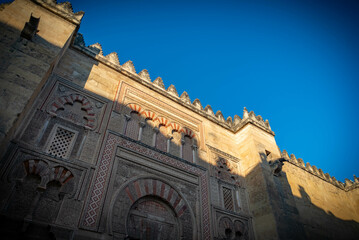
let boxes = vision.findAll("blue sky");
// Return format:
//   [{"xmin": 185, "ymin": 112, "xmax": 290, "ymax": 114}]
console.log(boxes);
[
  {"xmin": 71, "ymin": 0, "xmax": 359, "ymax": 182},
  {"xmin": 10, "ymin": 0, "xmax": 359, "ymax": 181}
]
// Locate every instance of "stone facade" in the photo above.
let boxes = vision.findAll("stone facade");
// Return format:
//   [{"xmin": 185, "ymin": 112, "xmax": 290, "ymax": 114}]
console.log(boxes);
[{"xmin": 0, "ymin": 1, "xmax": 358, "ymax": 240}]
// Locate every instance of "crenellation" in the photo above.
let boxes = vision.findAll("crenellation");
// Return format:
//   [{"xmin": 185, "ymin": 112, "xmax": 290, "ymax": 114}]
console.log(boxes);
[
  {"xmin": 73, "ymin": 34, "xmax": 274, "ymax": 134},
  {"xmin": 324, "ymin": 173, "xmax": 331, "ymax": 181},
  {"xmin": 32, "ymin": 0, "xmax": 84, "ymax": 23},
  {"xmin": 180, "ymin": 91, "xmax": 191, "ymax": 104},
  {"xmin": 153, "ymin": 77, "xmax": 165, "ymax": 89},
  {"xmin": 105, "ymin": 52, "xmax": 120, "ymax": 65},
  {"xmin": 283, "ymin": 150, "xmax": 357, "ymax": 191},
  {"xmin": 297, "ymin": 158, "xmax": 305, "ymax": 168},
  {"xmin": 204, "ymin": 105, "xmax": 215, "ymax": 117},
  {"xmin": 281, "ymin": 149, "xmax": 290, "ymax": 160},
  {"xmin": 265, "ymin": 119, "xmax": 271, "ymax": 130},
  {"xmin": 215, "ymin": 110, "xmax": 225, "ymax": 123},
  {"xmin": 122, "ymin": 60, "xmax": 136, "ymax": 73},
  {"xmin": 305, "ymin": 162, "xmax": 313, "ymax": 173},
  {"xmin": 311, "ymin": 165, "xmax": 319, "ymax": 175},
  {"xmin": 290, "ymin": 154, "xmax": 298, "ymax": 164},
  {"xmin": 88, "ymin": 43, "xmax": 103, "ymax": 55},
  {"xmin": 167, "ymin": 84, "xmax": 179, "ymax": 97},
  {"xmin": 74, "ymin": 33, "xmax": 85, "ymax": 47},
  {"xmin": 345, "ymin": 178, "xmax": 353, "ymax": 187},
  {"xmin": 318, "ymin": 168, "xmax": 325, "ymax": 178},
  {"xmin": 243, "ymin": 107, "xmax": 249, "ymax": 119},
  {"xmin": 226, "ymin": 116, "xmax": 233, "ymax": 127},
  {"xmin": 248, "ymin": 111, "xmax": 256, "ymax": 120},
  {"xmin": 138, "ymin": 69, "xmax": 151, "ymax": 82},
  {"xmin": 56, "ymin": 1, "xmax": 74, "ymax": 14},
  {"xmin": 192, "ymin": 98, "xmax": 203, "ymax": 110},
  {"xmin": 233, "ymin": 115, "xmax": 241, "ymax": 126},
  {"xmin": 1, "ymin": 2, "xmax": 358, "ymax": 239}
]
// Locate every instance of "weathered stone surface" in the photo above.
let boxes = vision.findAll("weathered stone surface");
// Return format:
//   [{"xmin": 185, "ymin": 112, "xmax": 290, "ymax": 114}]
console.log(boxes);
[{"xmin": 0, "ymin": 1, "xmax": 358, "ymax": 240}]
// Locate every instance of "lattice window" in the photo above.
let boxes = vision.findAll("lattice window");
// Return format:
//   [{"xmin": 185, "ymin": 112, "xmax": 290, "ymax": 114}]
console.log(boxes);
[
  {"xmin": 47, "ymin": 126, "xmax": 76, "ymax": 158},
  {"xmin": 223, "ymin": 187, "xmax": 234, "ymax": 211}
]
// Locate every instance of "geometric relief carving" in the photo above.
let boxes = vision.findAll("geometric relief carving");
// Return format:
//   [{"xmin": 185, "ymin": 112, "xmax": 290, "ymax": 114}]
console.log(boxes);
[{"xmin": 48, "ymin": 93, "xmax": 97, "ymax": 130}]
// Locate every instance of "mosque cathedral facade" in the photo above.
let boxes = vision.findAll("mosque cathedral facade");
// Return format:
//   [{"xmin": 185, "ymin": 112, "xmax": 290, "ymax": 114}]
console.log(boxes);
[{"xmin": 0, "ymin": 1, "xmax": 358, "ymax": 239}]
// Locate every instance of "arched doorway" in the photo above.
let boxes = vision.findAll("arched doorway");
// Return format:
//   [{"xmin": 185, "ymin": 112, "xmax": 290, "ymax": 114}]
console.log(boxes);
[
  {"xmin": 127, "ymin": 196, "xmax": 179, "ymax": 240},
  {"xmin": 110, "ymin": 177, "xmax": 195, "ymax": 239}
]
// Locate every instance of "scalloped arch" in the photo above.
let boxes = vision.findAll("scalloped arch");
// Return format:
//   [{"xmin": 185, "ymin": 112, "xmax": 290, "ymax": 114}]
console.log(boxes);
[{"xmin": 49, "ymin": 94, "xmax": 96, "ymax": 129}]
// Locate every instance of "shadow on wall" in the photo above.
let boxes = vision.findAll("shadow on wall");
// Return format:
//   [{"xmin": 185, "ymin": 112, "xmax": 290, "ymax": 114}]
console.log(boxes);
[
  {"xmin": 250, "ymin": 152, "xmax": 359, "ymax": 240},
  {"xmin": 295, "ymin": 184, "xmax": 359, "ymax": 240},
  {"xmin": 0, "ymin": 6, "xmax": 95, "ymax": 157},
  {"xmin": 0, "ymin": 9, "xmax": 358, "ymax": 239}
]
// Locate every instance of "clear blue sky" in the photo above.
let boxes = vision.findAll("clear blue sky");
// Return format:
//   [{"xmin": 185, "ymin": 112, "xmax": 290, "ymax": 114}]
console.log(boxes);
[{"xmin": 11, "ymin": 0, "xmax": 359, "ymax": 181}]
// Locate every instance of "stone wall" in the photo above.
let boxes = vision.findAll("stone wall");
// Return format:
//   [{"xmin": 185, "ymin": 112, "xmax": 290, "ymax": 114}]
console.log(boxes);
[{"xmin": 0, "ymin": 1, "xmax": 358, "ymax": 240}]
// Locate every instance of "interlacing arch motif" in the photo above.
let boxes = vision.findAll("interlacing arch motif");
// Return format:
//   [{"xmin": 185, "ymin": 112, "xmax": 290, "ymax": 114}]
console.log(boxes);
[
  {"xmin": 49, "ymin": 94, "xmax": 96, "ymax": 130},
  {"xmin": 22, "ymin": 160, "xmax": 74, "ymax": 188}
]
